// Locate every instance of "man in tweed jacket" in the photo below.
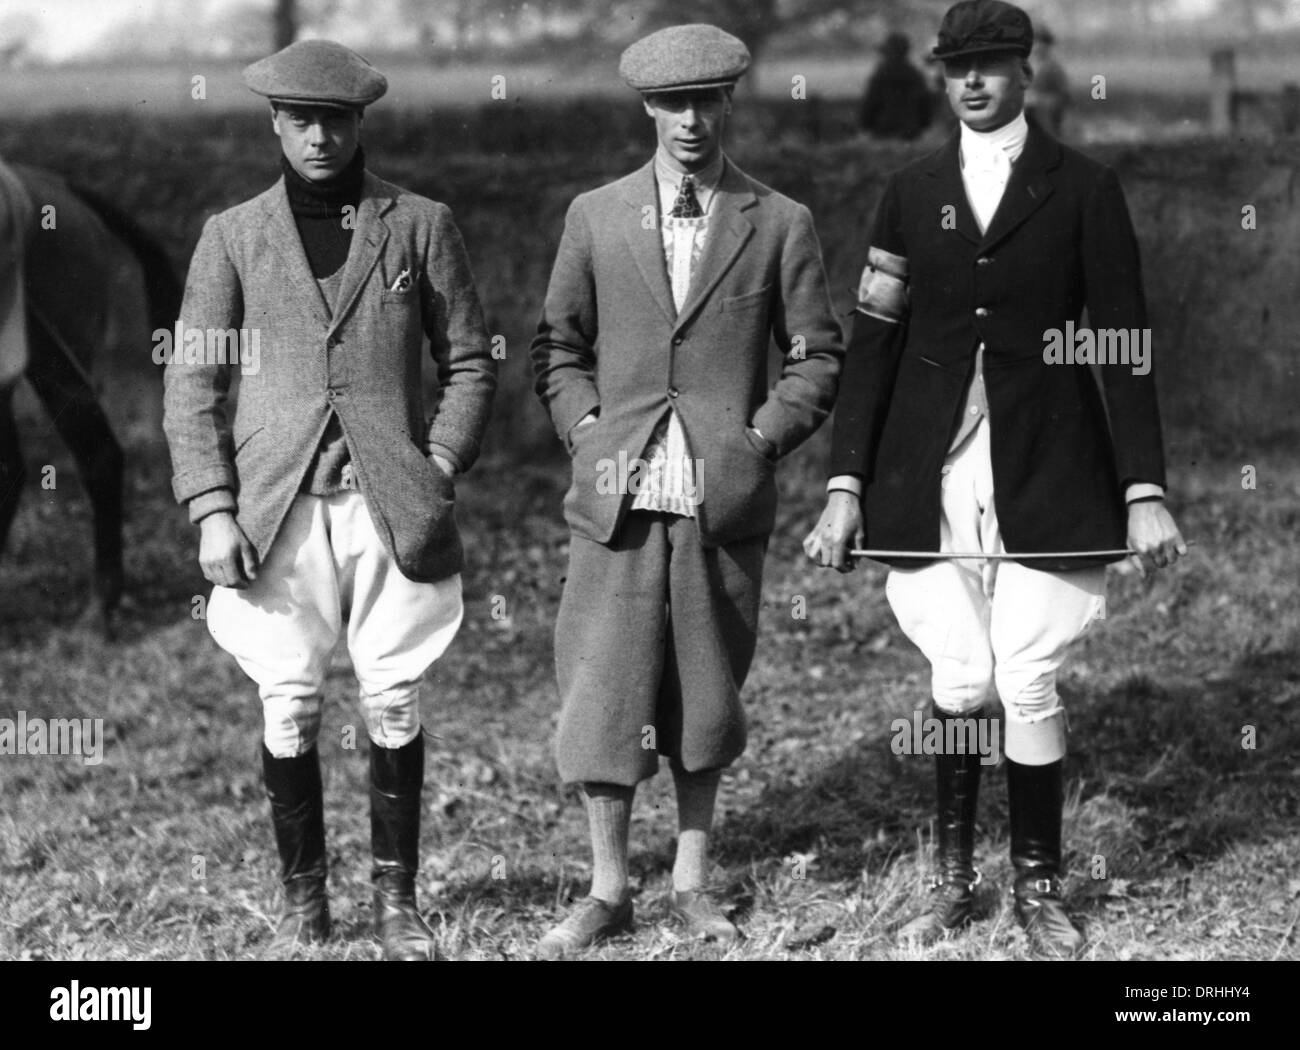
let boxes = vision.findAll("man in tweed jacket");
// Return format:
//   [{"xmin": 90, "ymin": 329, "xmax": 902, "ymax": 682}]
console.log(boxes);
[
  {"xmin": 162, "ymin": 41, "xmax": 495, "ymax": 960},
  {"xmin": 531, "ymin": 24, "xmax": 843, "ymax": 956}
]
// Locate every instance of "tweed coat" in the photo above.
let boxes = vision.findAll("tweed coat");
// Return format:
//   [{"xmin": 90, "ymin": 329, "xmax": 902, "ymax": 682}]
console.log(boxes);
[
  {"xmin": 163, "ymin": 170, "xmax": 496, "ymax": 583},
  {"xmin": 531, "ymin": 157, "xmax": 843, "ymax": 548},
  {"xmin": 830, "ymin": 122, "xmax": 1166, "ymax": 571}
]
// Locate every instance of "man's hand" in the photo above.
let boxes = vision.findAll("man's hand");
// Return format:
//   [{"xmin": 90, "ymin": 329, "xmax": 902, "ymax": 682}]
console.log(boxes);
[
  {"xmin": 199, "ymin": 511, "xmax": 259, "ymax": 588},
  {"xmin": 802, "ymin": 491, "xmax": 865, "ymax": 573},
  {"xmin": 574, "ymin": 412, "xmax": 598, "ymax": 430},
  {"xmin": 1124, "ymin": 500, "xmax": 1186, "ymax": 578}
]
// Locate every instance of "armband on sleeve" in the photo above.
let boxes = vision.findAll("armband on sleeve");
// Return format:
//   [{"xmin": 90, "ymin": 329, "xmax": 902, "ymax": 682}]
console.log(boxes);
[{"xmin": 855, "ymin": 247, "xmax": 909, "ymax": 324}]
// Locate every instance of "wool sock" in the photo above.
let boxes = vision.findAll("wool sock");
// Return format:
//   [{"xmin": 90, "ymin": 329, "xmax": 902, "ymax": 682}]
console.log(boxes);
[
  {"xmin": 671, "ymin": 766, "xmax": 722, "ymax": 892},
  {"xmin": 583, "ymin": 782, "xmax": 634, "ymax": 903}
]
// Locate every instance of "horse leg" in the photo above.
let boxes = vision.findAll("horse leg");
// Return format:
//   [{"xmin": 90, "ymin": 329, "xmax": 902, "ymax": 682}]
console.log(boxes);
[
  {"xmin": 25, "ymin": 324, "xmax": 124, "ymax": 631},
  {"xmin": 0, "ymin": 384, "xmax": 26, "ymax": 557}
]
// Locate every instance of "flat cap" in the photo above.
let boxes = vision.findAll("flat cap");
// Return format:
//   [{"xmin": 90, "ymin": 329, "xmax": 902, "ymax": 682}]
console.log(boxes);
[
  {"xmin": 243, "ymin": 39, "xmax": 387, "ymax": 110},
  {"xmin": 932, "ymin": 0, "xmax": 1033, "ymax": 61},
  {"xmin": 619, "ymin": 24, "xmax": 751, "ymax": 93}
]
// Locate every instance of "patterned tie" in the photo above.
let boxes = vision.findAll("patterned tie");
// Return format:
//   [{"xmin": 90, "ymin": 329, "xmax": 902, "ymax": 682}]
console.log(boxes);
[{"xmin": 670, "ymin": 175, "xmax": 703, "ymax": 219}]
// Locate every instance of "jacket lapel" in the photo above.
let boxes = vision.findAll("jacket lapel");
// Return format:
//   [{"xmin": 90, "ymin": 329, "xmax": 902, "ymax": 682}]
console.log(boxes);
[
  {"xmin": 329, "ymin": 173, "xmax": 393, "ymax": 334},
  {"xmin": 924, "ymin": 134, "xmax": 982, "ymax": 246},
  {"xmin": 976, "ymin": 121, "xmax": 1059, "ymax": 252},
  {"xmin": 673, "ymin": 158, "xmax": 755, "ymax": 333},
  {"xmin": 264, "ymin": 182, "xmax": 331, "ymax": 327},
  {"xmin": 618, "ymin": 161, "xmax": 676, "ymax": 324}
]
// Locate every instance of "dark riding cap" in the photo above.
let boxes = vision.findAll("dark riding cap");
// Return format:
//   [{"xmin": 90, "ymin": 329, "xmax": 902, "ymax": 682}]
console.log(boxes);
[
  {"xmin": 932, "ymin": 0, "xmax": 1034, "ymax": 61},
  {"xmin": 243, "ymin": 39, "xmax": 388, "ymax": 111},
  {"xmin": 619, "ymin": 24, "xmax": 751, "ymax": 93}
]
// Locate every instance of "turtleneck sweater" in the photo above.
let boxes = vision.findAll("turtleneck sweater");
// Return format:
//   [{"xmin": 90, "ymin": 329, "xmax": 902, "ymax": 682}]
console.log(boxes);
[
  {"xmin": 282, "ymin": 145, "xmax": 365, "ymax": 280},
  {"xmin": 283, "ymin": 146, "xmax": 365, "ymax": 494}
]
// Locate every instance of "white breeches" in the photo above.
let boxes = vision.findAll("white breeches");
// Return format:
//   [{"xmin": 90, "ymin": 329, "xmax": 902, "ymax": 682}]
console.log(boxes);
[
  {"xmin": 208, "ymin": 492, "xmax": 463, "ymax": 758},
  {"xmin": 885, "ymin": 420, "xmax": 1106, "ymax": 765}
]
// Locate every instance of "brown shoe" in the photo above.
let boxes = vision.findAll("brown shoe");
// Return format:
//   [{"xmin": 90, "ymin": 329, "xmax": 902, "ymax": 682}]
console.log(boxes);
[
  {"xmin": 668, "ymin": 889, "xmax": 739, "ymax": 944},
  {"xmin": 536, "ymin": 894, "xmax": 634, "ymax": 959}
]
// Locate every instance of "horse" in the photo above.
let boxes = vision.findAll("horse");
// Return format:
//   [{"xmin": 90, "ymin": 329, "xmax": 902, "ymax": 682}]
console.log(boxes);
[{"xmin": 0, "ymin": 158, "xmax": 182, "ymax": 635}]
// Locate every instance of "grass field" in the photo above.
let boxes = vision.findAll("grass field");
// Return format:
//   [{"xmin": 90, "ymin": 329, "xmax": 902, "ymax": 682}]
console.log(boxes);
[
  {"xmin": 2, "ymin": 405, "xmax": 1298, "ymax": 960},
  {"xmin": 1, "ymin": 103, "xmax": 1298, "ymax": 961}
]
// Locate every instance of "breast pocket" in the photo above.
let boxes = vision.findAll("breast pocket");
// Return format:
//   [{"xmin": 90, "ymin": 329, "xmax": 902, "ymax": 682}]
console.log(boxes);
[
  {"xmin": 721, "ymin": 283, "xmax": 773, "ymax": 312},
  {"xmin": 380, "ymin": 287, "xmax": 418, "ymax": 307}
]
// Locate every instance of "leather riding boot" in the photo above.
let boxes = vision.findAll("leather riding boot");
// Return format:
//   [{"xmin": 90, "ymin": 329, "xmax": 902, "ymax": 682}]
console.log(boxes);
[
  {"xmin": 898, "ymin": 708, "xmax": 983, "ymax": 946},
  {"xmin": 370, "ymin": 730, "xmax": 440, "ymax": 961},
  {"xmin": 1007, "ymin": 757, "xmax": 1084, "ymax": 959},
  {"xmin": 262, "ymin": 744, "xmax": 330, "ymax": 958}
]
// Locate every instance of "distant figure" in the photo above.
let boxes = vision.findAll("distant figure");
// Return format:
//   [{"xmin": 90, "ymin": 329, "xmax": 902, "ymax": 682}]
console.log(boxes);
[
  {"xmin": 1026, "ymin": 26, "xmax": 1070, "ymax": 136},
  {"xmin": 859, "ymin": 32, "xmax": 934, "ymax": 141}
]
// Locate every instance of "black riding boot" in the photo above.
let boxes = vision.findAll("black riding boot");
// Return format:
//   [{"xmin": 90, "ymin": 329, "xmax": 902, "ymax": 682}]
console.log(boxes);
[
  {"xmin": 898, "ymin": 707, "xmax": 983, "ymax": 946},
  {"xmin": 262, "ymin": 744, "xmax": 330, "ymax": 957},
  {"xmin": 370, "ymin": 730, "xmax": 440, "ymax": 961},
  {"xmin": 1007, "ymin": 757, "xmax": 1084, "ymax": 959}
]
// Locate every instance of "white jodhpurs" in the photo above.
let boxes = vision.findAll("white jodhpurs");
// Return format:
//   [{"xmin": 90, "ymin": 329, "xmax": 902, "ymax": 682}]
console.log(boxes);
[
  {"xmin": 885, "ymin": 419, "xmax": 1106, "ymax": 765},
  {"xmin": 207, "ymin": 492, "xmax": 463, "ymax": 758}
]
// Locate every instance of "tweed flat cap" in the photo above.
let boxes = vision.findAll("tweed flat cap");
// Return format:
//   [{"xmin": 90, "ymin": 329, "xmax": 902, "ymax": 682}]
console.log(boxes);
[
  {"xmin": 243, "ymin": 39, "xmax": 387, "ymax": 110},
  {"xmin": 932, "ymin": 0, "xmax": 1033, "ymax": 61},
  {"xmin": 619, "ymin": 24, "xmax": 751, "ymax": 93}
]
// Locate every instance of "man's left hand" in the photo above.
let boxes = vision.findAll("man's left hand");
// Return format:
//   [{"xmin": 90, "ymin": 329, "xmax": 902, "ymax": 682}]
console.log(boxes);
[{"xmin": 1125, "ymin": 501, "xmax": 1186, "ymax": 578}]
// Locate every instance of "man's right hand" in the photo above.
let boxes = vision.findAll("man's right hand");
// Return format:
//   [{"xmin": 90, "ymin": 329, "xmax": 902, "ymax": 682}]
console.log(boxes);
[
  {"xmin": 199, "ymin": 511, "xmax": 259, "ymax": 588},
  {"xmin": 802, "ymin": 491, "xmax": 865, "ymax": 573}
]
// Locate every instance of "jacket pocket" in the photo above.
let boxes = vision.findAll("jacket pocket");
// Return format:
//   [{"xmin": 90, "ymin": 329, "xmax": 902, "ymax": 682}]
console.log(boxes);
[
  {"xmin": 721, "ymin": 283, "xmax": 773, "ymax": 312},
  {"xmin": 233, "ymin": 424, "xmax": 265, "ymax": 456},
  {"xmin": 380, "ymin": 287, "xmax": 418, "ymax": 306}
]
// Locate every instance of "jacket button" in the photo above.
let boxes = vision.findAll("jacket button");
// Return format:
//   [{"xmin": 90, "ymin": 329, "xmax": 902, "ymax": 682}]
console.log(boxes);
[
  {"xmin": 974, "ymin": 307, "xmax": 990, "ymax": 318},
  {"xmin": 326, "ymin": 337, "xmax": 339, "ymax": 349},
  {"xmin": 326, "ymin": 389, "xmax": 337, "ymax": 401},
  {"xmin": 976, "ymin": 256, "xmax": 992, "ymax": 266},
  {"xmin": 673, "ymin": 336, "xmax": 684, "ymax": 346},
  {"xmin": 668, "ymin": 387, "xmax": 680, "ymax": 398}
]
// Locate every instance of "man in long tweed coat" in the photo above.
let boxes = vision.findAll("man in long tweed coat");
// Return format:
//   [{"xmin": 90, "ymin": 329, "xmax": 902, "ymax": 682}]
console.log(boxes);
[
  {"xmin": 162, "ymin": 41, "xmax": 496, "ymax": 959},
  {"xmin": 530, "ymin": 24, "xmax": 843, "ymax": 956}
]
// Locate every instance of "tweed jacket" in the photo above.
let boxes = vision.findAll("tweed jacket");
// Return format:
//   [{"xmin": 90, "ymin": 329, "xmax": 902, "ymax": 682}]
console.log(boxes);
[
  {"xmin": 163, "ymin": 170, "xmax": 496, "ymax": 583},
  {"xmin": 830, "ymin": 122, "xmax": 1166, "ymax": 571},
  {"xmin": 531, "ymin": 157, "xmax": 843, "ymax": 548}
]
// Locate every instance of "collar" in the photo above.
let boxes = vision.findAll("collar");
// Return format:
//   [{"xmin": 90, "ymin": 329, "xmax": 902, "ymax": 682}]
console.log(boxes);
[
  {"xmin": 959, "ymin": 110, "xmax": 1028, "ymax": 169},
  {"xmin": 282, "ymin": 145, "xmax": 366, "ymax": 215},
  {"xmin": 654, "ymin": 148, "xmax": 726, "ymax": 200}
]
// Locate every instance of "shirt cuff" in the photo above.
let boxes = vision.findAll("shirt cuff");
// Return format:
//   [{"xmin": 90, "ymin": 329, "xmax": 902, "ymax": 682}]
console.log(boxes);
[
  {"xmin": 1124, "ymin": 482, "xmax": 1164, "ymax": 504},
  {"xmin": 827, "ymin": 475, "xmax": 863, "ymax": 497},
  {"xmin": 424, "ymin": 443, "xmax": 463, "ymax": 475},
  {"xmin": 188, "ymin": 487, "xmax": 237, "ymax": 525}
]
